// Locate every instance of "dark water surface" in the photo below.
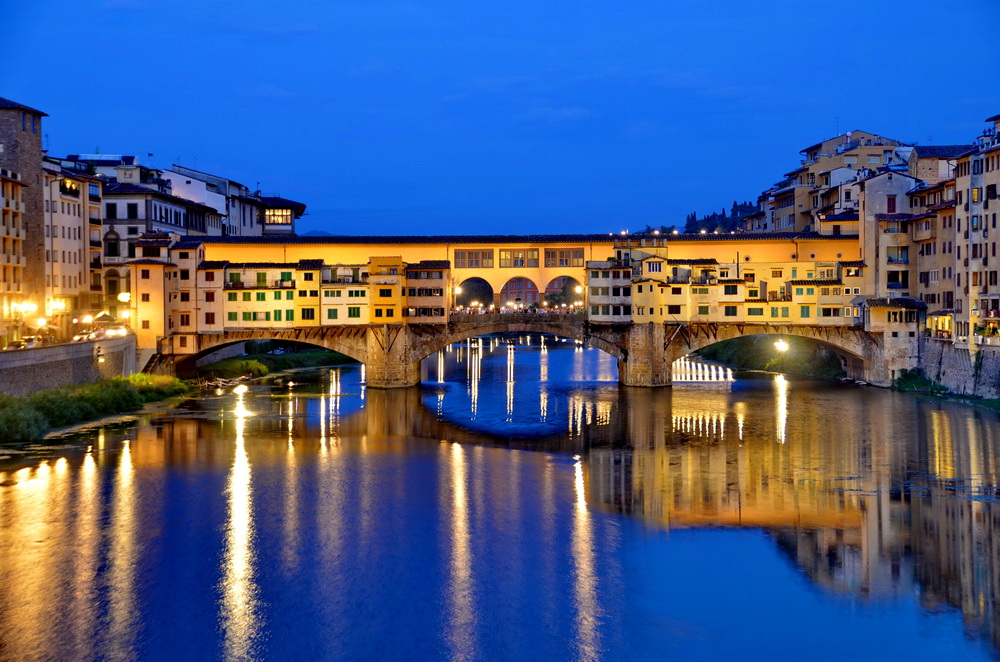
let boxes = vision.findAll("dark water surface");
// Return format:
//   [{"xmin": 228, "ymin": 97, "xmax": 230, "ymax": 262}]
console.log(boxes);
[{"xmin": 2, "ymin": 335, "xmax": 1000, "ymax": 661}]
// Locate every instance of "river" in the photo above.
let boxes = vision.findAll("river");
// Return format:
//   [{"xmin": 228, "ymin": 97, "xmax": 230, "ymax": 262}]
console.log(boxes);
[{"xmin": 1, "ymin": 334, "xmax": 999, "ymax": 661}]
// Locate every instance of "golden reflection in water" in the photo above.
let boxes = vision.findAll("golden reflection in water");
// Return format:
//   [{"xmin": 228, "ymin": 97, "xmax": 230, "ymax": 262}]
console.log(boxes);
[
  {"xmin": 107, "ymin": 440, "xmax": 137, "ymax": 661},
  {"xmin": 283, "ymin": 431, "xmax": 300, "ymax": 574},
  {"xmin": 540, "ymin": 339, "xmax": 549, "ymax": 383},
  {"xmin": 735, "ymin": 401, "xmax": 746, "ymax": 441},
  {"xmin": 447, "ymin": 443, "xmax": 476, "ymax": 661},
  {"xmin": 571, "ymin": 341, "xmax": 584, "ymax": 382},
  {"xmin": 572, "ymin": 456, "xmax": 600, "ymax": 661},
  {"xmin": 220, "ymin": 392, "xmax": 260, "ymax": 661},
  {"xmin": 70, "ymin": 451, "xmax": 100, "ymax": 654},
  {"xmin": 930, "ymin": 410, "xmax": 955, "ymax": 479},
  {"xmin": 775, "ymin": 374, "xmax": 788, "ymax": 444},
  {"xmin": 438, "ymin": 350, "xmax": 446, "ymax": 384},
  {"xmin": 539, "ymin": 388, "xmax": 548, "ymax": 423}
]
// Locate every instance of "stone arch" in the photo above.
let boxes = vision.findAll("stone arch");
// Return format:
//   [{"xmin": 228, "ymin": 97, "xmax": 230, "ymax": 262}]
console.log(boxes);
[
  {"xmin": 499, "ymin": 277, "xmax": 540, "ymax": 306},
  {"xmin": 455, "ymin": 277, "xmax": 494, "ymax": 309},
  {"xmin": 413, "ymin": 318, "xmax": 628, "ymax": 365},
  {"xmin": 668, "ymin": 323, "xmax": 870, "ymax": 379},
  {"xmin": 158, "ymin": 328, "xmax": 369, "ymax": 378},
  {"xmin": 543, "ymin": 275, "xmax": 584, "ymax": 307}
]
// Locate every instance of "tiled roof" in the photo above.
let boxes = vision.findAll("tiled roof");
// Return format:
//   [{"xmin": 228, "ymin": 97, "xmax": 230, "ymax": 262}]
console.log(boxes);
[
  {"xmin": 927, "ymin": 201, "xmax": 956, "ymax": 211},
  {"xmin": 644, "ymin": 231, "xmax": 859, "ymax": 242},
  {"xmin": 134, "ymin": 239, "xmax": 171, "ymax": 247},
  {"xmin": 187, "ymin": 233, "xmax": 616, "ymax": 245},
  {"xmin": 297, "ymin": 259, "xmax": 324, "ymax": 270},
  {"xmin": 227, "ymin": 262, "xmax": 312, "ymax": 269},
  {"xmin": 786, "ymin": 279, "xmax": 842, "ymax": 286},
  {"xmin": 667, "ymin": 258, "xmax": 719, "ymax": 265},
  {"xmin": 0, "ymin": 97, "xmax": 47, "ymax": 116},
  {"xmin": 199, "ymin": 261, "xmax": 230, "ymax": 269},
  {"xmin": 864, "ymin": 297, "xmax": 927, "ymax": 309},
  {"xmin": 408, "ymin": 260, "xmax": 451, "ymax": 269},
  {"xmin": 911, "ymin": 145, "xmax": 975, "ymax": 158},
  {"xmin": 127, "ymin": 259, "xmax": 175, "ymax": 266},
  {"xmin": 718, "ymin": 279, "xmax": 745, "ymax": 284},
  {"xmin": 838, "ymin": 260, "xmax": 866, "ymax": 267},
  {"xmin": 928, "ymin": 308, "xmax": 954, "ymax": 316},
  {"xmin": 874, "ymin": 213, "xmax": 915, "ymax": 221},
  {"xmin": 259, "ymin": 196, "xmax": 306, "ymax": 211},
  {"xmin": 821, "ymin": 211, "xmax": 859, "ymax": 222}
]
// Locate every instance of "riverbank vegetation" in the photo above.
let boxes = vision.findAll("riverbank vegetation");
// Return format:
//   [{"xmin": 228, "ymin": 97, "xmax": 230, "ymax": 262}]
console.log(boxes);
[
  {"xmin": 196, "ymin": 341, "xmax": 355, "ymax": 379},
  {"xmin": 0, "ymin": 374, "xmax": 191, "ymax": 444},
  {"xmin": 694, "ymin": 336, "xmax": 845, "ymax": 378},
  {"xmin": 892, "ymin": 368, "xmax": 949, "ymax": 395}
]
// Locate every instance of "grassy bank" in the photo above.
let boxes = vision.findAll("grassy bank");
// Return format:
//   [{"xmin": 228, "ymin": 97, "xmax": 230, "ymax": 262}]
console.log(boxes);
[
  {"xmin": 197, "ymin": 348, "xmax": 356, "ymax": 379},
  {"xmin": 0, "ymin": 374, "xmax": 191, "ymax": 444},
  {"xmin": 695, "ymin": 336, "xmax": 845, "ymax": 378}
]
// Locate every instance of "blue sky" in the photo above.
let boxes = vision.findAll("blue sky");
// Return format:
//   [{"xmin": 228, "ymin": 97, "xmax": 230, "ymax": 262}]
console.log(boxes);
[{"xmin": 5, "ymin": 0, "xmax": 1000, "ymax": 235}]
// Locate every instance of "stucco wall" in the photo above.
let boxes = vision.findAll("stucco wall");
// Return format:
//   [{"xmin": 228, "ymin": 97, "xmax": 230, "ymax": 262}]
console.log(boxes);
[{"xmin": 0, "ymin": 335, "xmax": 137, "ymax": 396}]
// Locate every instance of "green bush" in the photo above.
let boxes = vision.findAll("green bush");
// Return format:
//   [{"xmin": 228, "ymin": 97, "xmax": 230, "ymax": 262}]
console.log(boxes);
[
  {"xmin": 894, "ymin": 368, "xmax": 948, "ymax": 394},
  {"xmin": 197, "ymin": 349, "xmax": 355, "ymax": 378},
  {"xmin": 0, "ymin": 375, "xmax": 191, "ymax": 444}
]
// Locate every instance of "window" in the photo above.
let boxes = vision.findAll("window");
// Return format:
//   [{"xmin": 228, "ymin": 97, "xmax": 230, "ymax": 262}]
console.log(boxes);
[
  {"xmin": 386, "ymin": 309, "xmax": 394, "ymax": 317},
  {"xmin": 228, "ymin": 292, "xmax": 238, "ymax": 301},
  {"xmin": 375, "ymin": 309, "xmax": 383, "ymax": 318},
  {"xmin": 205, "ymin": 272, "xmax": 215, "ymax": 282},
  {"xmin": 747, "ymin": 307, "xmax": 764, "ymax": 316},
  {"xmin": 303, "ymin": 272, "xmax": 314, "ymax": 281},
  {"xmin": 327, "ymin": 309, "xmax": 338, "ymax": 320},
  {"xmin": 205, "ymin": 313, "xmax": 216, "ymax": 325},
  {"xmin": 348, "ymin": 289, "xmax": 365, "ymax": 298},
  {"xmin": 242, "ymin": 312, "xmax": 252, "ymax": 321},
  {"xmin": 141, "ymin": 293, "xmax": 150, "ymax": 302},
  {"xmin": 105, "ymin": 203, "xmax": 117, "ymax": 220},
  {"xmin": 140, "ymin": 269, "xmax": 150, "ymax": 279},
  {"xmin": 800, "ymin": 306, "xmax": 811, "ymax": 318},
  {"xmin": 274, "ymin": 310, "xmax": 282, "ymax": 321},
  {"xmin": 647, "ymin": 261, "xmax": 662, "ymax": 273},
  {"xmin": 544, "ymin": 248, "xmax": 585, "ymax": 267},
  {"xmin": 301, "ymin": 308, "xmax": 315, "ymax": 320},
  {"xmin": 256, "ymin": 292, "xmax": 266, "ymax": 301},
  {"xmin": 126, "ymin": 203, "xmax": 138, "ymax": 219},
  {"xmin": 179, "ymin": 269, "xmax": 189, "ymax": 280},
  {"xmin": 280, "ymin": 271, "xmax": 293, "ymax": 282},
  {"xmin": 180, "ymin": 292, "xmax": 190, "ymax": 302},
  {"xmin": 205, "ymin": 292, "xmax": 215, "ymax": 302},
  {"xmin": 179, "ymin": 313, "xmax": 191, "ymax": 326},
  {"xmin": 242, "ymin": 292, "xmax": 251, "ymax": 301},
  {"xmin": 886, "ymin": 195, "xmax": 897, "ymax": 214},
  {"xmin": 286, "ymin": 310, "xmax": 294, "ymax": 321},
  {"xmin": 379, "ymin": 288, "xmax": 392, "ymax": 297},
  {"xmin": 667, "ymin": 305, "xmax": 681, "ymax": 315},
  {"xmin": 274, "ymin": 291, "xmax": 282, "ymax": 300},
  {"xmin": 348, "ymin": 307, "xmax": 361, "ymax": 318},
  {"xmin": 724, "ymin": 285, "xmax": 738, "ymax": 295},
  {"xmin": 724, "ymin": 305, "xmax": 738, "ymax": 317},
  {"xmin": 771, "ymin": 270, "xmax": 782, "ymax": 279},
  {"xmin": 697, "ymin": 305, "xmax": 710, "ymax": 315},
  {"xmin": 286, "ymin": 291, "xmax": 294, "ymax": 300},
  {"xmin": 141, "ymin": 320, "xmax": 150, "ymax": 329}
]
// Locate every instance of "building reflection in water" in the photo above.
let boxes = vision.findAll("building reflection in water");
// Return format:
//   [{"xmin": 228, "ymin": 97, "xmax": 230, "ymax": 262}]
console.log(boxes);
[{"xmin": 6, "ymin": 349, "xmax": 1000, "ymax": 657}]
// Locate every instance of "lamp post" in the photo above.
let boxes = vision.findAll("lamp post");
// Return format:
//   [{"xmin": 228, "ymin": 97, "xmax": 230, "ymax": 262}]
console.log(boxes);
[{"xmin": 117, "ymin": 291, "xmax": 132, "ymax": 328}]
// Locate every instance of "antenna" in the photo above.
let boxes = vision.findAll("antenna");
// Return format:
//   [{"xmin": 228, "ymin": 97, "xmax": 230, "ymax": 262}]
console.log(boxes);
[{"xmin": 835, "ymin": 116, "xmax": 840, "ymax": 135}]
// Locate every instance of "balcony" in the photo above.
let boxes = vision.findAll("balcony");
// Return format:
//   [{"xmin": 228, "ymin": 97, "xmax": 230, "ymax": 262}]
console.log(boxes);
[
  {"xmin": 90, "ymin": 259, "xmax": 102, "ymax": 270},
  {"xmin": 886, "ymin": 282, "xmax": 908, "ymax": 290},
  {"xmin": 59, "ymin": 182, "xmax": 80, "ymax": 198},
  {"xmin": 886, "ymin": 257, "xmax": 909, "ymax": 265},
  {"xmin": 90, "ymin": 239, "xmax": 101, "ymax": 247}
]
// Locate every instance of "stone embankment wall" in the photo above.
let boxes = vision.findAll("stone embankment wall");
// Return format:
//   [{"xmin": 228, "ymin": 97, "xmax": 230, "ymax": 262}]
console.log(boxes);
[
  {"xmin": 0, "ymin": 335, "xmax": 137, "ymax": 396},
  {"xmin": 922, "ymin": 340, "xmax": 1000, "ymax": 399}
]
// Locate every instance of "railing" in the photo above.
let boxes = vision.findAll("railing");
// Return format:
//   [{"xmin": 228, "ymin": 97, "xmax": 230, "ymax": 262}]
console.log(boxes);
[
  {"xmin": 59, "ymin": 182, "xmax": 80, "ymax": 198},
  {"xmin": 322, "ymin": 277, "xmax": 366, "ymax": 285},
  {"xmin": 886, "ymin": 257, "xmax": 909, "ymax": 264},
  {"xmin": 886, "ymin": 282, "xmax": 907, "ymax": 290},
  {"xmin": 90, "ymin": 259, "xmax": 101, "ymax": 269},
  {"xmin": 451, "ymin": 311, "xmax": 585, "ymax": 323}
]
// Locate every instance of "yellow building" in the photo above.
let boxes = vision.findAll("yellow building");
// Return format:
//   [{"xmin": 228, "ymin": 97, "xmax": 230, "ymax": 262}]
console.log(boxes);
[{"xmin": 1, "ymin": 169, "xmax": 27, "ymax": 346}]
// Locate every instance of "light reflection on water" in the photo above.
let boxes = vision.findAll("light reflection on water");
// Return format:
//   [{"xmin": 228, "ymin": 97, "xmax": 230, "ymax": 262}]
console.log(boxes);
[{"xmin": 1, "ymin": 335, "xmax": 1000, "ymax": 659}]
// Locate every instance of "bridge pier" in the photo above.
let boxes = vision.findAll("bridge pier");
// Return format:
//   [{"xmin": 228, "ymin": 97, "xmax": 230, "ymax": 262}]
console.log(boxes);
[
  {"xmin": 364, "ymin": 325, "xmax": 421, "ymax": 388},
  {"xmin": 618, "ymin": 323, "xmax": 673, "ymax": 387}
]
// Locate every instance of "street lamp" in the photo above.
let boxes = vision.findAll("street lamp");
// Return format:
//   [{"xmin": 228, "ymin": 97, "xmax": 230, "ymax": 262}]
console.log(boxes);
[{"xmin": 774, "ymin": 338, "xmax": 789, "ymax": 352}]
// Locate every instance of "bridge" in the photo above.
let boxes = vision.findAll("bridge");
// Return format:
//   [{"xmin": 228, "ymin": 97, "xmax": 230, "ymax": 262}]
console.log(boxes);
[{"xmin": 149, "ymin": 312, "xmax": 887, "ymax": 387}]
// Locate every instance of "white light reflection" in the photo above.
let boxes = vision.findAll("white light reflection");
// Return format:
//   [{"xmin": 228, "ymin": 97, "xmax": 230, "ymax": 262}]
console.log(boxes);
[
  {"xmin": 220, "ymin": 390, "xmax": 260, "ymax": 660},
  {"xmin": 437, "ymin": 351, "xmax": 446, "ymax": 384},
  {"xmin": 775, "ymin": 374, "xmax": 788, "ymax": 444},
  {"xmin": 572, "ymin": 456, "xmax": 600, "ymax": 660},
  {"xmin": 447, "ymin": 443, "xmax": 476, "ymax": 660},
  {"xmin": 506, "ymin": 343, "xmax": 515, "ymax": 420}
]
